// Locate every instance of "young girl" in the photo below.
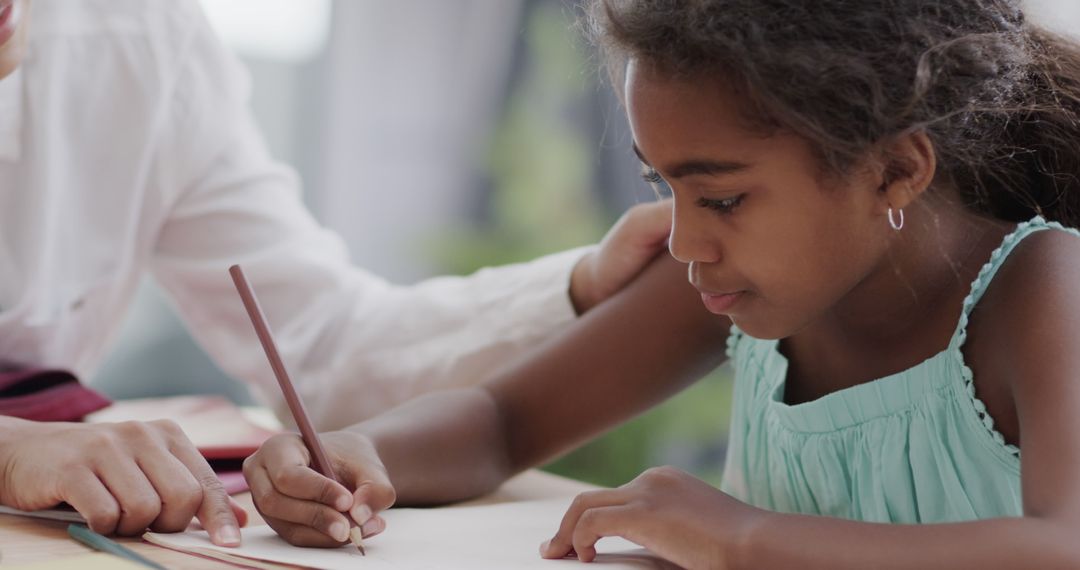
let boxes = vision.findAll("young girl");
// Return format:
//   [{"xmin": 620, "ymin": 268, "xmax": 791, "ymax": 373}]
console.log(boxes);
[{"xmin": 243, "ymin": 0, "xmax": 1080, "ymax": 567}]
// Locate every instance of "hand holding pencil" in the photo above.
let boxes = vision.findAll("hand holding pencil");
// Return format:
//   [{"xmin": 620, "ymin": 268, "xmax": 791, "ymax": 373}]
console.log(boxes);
[{"xmin": 231, "ymin": 265, "xmax": 394, "ymax": 550}]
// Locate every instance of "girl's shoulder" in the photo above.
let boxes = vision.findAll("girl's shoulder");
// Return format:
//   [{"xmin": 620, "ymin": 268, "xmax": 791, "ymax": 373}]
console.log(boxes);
[
  {"xmin": 974, "ymin": 221, "xmax": 1080, "ymax": 323},
  {"xmin": 963, "ymin": 221, "xmax": 1080, "ymax": 445}
]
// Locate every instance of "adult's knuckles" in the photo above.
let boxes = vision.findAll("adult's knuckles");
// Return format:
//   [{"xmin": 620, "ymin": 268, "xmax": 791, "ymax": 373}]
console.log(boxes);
[
  {"xmin": 121, "ymin": 493, "xmax": 163, "ymax": 526},
  {"xmin": 85, "ymin": 506, "xmax": 121, "ymax": 535},
  {"xmin": 113, "ymin": 421, "xmax": 159, "ymax": 444},
  {"xmin": 162, "ymin": 480, "xmax": 203, "ymax": 516}
]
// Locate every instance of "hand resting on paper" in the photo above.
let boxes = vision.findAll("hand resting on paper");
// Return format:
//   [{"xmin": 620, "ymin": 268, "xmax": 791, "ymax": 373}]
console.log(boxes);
[
  {"xmin": 0, "ymin": 416, "xmax": 248, "ymax": 545},
  {"xmin": 540, "ymin": 466, "xmax": 767, "ymax": 569},
  {"xmin": 244, "ymin": 431, "xmax": 394, "ymax": 548}
]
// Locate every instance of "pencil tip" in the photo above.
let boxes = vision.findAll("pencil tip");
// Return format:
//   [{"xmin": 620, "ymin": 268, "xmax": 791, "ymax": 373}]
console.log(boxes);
[{"xmin": 349, "ymin": 526, "xmax": 366, "ymax": 555}]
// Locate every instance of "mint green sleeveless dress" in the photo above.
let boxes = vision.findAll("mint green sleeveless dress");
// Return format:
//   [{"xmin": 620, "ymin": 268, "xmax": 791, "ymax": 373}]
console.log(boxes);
[{"xmin": 720, "ymin": 216, "xmax": 1080, "ymax": 523}]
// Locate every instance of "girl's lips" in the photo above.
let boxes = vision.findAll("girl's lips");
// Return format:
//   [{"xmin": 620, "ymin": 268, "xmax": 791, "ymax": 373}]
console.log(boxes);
[{"xmin": 700, "ymin": 291, "xmax": 744, "ymax": 314}]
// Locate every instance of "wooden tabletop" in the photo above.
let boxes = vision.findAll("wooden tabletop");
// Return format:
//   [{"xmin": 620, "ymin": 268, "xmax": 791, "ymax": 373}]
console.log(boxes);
[{"xmin": 0, "ymin": 470, "xmax": 594, "ymax": 569}]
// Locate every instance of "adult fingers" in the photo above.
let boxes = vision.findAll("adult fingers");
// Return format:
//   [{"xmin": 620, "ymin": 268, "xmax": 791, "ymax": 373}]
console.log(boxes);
[
  {"xmin": 93, "ymin": 449, "xmax": 164, "ymax": 536},
  {"xmin": 619, "ymin": 198, "xmax": 673, "ymax": 250},
  {"xmin": 133, "ymin": 447, "xmax": 203, "ymax": 534},
  {"xmin": 229, "ymin": 496, "xmax": 250, "ymax": 528},
  {"xmin": 168, "ymin": 427, "xmax": 241, "ymax": 546},
  {"xmin": 61, "ymin": 468, "xmax": 122, "ymax": 536}
]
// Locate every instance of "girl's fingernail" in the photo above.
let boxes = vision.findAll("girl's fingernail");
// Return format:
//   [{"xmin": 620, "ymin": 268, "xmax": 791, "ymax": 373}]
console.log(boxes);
[
  {"xmin": 335, "ymin": 494, "xmax": 352, "ymax": 511},
  {"xmin": 361, "ymin": 516, "xmax": 383, "ymax": 537},
  {"xmin": 330, "ymin": 521, "xmax": 349, "ymax": 542},
  {"xmin": 351, "ymin": 504, "xmax": 373, "ymax": 523},
  {"xmin": 539, "ymin": 540, "xmax": 551, "ymax": 555}
]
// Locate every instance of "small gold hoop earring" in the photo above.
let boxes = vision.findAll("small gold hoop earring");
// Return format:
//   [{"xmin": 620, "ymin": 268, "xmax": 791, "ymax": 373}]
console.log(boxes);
[{"xmin": 888, "ymin": 208, "xmax": 904, "ymax": 231}]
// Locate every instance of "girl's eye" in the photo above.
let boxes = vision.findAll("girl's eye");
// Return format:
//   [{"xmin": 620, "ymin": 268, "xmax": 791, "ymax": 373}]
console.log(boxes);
[
  {"xmin": 640, "ymin": 167, "xmax": 672, "ymax": 197},
  {"xmin": 697, "ymin": 194, "xmax": 744, "ymax": 215}
]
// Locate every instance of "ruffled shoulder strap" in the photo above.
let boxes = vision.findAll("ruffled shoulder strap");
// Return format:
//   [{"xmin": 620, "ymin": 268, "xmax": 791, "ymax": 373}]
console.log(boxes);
[
  {"xmin": 952, "ymin": 216, "xmax": 1080, "ymax": 345},
  {"xmin": 725, "ymin": 323, "xmax": 744, "ymax": 360},
  {"xmin": 948, "ymin": 216, "xmax": 1080, "ymax": 456}
]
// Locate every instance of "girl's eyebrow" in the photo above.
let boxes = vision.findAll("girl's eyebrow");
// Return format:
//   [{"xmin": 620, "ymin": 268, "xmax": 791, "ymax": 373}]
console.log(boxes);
[{"xmin": 632, "ymin": 143, "xmax": 750, "ymax": 179}]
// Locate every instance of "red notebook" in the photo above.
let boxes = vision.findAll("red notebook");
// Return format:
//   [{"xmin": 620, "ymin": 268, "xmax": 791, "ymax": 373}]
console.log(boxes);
[
  {"xmin": 86, "ymin": 395, "xmax": 280, "ymax": 461},
  {"xmin": 0, "ymin": 368, "xmax": 111, "ymax": 422}
]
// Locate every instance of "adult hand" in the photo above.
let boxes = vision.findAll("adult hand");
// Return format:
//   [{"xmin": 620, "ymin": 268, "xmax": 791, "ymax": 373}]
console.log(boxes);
[
  {"xmin": 0, "ymin": 418, "xmax": 247, "ymax": 545},
  {"xmin": 569, "ymin": 199, "xmax": 673, "ymax": 314},
  {"xmin": 243, "ymin": 431, "xmax": 396, "ymax": 547},
  {"xmin": 540, "ymin": 466, "xmax": 768, "ymax": 569}
]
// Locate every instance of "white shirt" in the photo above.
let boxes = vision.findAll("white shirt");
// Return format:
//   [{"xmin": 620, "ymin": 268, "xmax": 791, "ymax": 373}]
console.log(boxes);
[{"xmin": 0, "ymin": 0, "xmax": 587, "ymax": 429}]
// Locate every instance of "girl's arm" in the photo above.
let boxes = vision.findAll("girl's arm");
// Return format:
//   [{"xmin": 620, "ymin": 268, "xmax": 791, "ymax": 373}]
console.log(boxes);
[
  {"xmin": 243, "ymin": 253, "xmax": 731, "ymax": 546},
  {"xmin": 375, "ymin": 253, "xmax": 730, "ymax": 502}
]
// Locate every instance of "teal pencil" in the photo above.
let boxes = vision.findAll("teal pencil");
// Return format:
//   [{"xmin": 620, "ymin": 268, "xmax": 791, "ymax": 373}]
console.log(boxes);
[{"xmin": 66, "ymin": 524, "xmax": 167, "ymax": 570}]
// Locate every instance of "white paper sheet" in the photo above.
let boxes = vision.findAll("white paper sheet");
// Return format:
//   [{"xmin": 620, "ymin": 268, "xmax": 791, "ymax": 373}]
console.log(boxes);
[{"xmin": 145, "ymin": 499, "xmax": 680, "ymax": 569}]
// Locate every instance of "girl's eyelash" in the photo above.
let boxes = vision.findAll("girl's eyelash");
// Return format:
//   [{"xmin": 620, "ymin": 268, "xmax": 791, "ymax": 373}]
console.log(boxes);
[
  {"xmin": 697, "ymin": 194, "xmax": 745, "ymax": 214},
  {"xmin": 640, "ymin": 165, "xmax": 742, "ymax": 213},
  {"xmin": 641, "ymin": 167, "xmax": 664, "ymax": 184}
]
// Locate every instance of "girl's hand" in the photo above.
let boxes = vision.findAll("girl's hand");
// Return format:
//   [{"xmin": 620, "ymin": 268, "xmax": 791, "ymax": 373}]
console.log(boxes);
[
  {"xmin": 540, "ymin": 466, "xmax": 767, "ymax": 569},
  {"xmin": 0, "ymin": 419, "xmax": 247, "ymax": 545},
  {"xmin": 570, "ymin": 199, "xmax": 673, "ymax": 313},
  {"xmin": 243, "ymin": 431, "xmax": 396, "ymax": 547}
]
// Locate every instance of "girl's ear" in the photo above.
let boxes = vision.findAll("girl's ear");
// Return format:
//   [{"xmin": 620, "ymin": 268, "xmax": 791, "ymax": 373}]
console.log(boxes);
[{"xmin": 878, "ymin": 130, "xmax": 936, "ymax": 212}]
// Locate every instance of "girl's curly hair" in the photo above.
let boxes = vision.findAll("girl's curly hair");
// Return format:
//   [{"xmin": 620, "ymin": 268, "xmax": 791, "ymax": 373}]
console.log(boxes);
[{"xmin": 586, "ymin": 0, "xmax": 1080, "ymax": 226}]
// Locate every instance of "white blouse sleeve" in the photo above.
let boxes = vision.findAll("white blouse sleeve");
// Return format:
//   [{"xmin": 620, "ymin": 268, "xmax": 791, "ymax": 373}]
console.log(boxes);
[{"xmin": 147, "ymin": 4, "xmax": 589, "ymax": 429}]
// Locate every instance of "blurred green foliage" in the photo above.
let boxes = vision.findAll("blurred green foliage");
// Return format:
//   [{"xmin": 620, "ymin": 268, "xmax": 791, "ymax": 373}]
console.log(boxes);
[
  {"xmin": 427, "ymin": 2, "xmax": 606, "ymax": 270},
  {"xmin": 425, "ymin": 1, "xmax": 733, "ymax": 488}
]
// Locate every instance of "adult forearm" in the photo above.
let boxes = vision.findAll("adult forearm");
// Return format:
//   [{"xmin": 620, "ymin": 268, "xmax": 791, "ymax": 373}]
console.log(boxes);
[
  {"xmin": 347, "ymin": 387, "xmax": 511, "ymax": 507},
  {"xmin": 737, "ymin": 511, "xmax": 1080, "ymax": 569}
]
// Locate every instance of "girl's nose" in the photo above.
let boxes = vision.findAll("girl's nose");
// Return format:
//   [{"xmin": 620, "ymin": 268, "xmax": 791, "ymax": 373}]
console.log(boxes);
[{"xmin": 668, "ymin": 203, "xmax": 721, "ymax": 264}]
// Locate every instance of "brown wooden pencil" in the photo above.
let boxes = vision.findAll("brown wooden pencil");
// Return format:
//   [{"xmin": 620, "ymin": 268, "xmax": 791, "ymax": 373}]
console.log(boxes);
[{"xmin": 229, "ymin": 264, "xmax": 366, "ymax": 555}]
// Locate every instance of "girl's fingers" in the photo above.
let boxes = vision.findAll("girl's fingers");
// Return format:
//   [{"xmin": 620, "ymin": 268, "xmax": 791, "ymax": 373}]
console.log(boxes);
[
  {"xmin": 542, "ymin": 489, "xmax": 629, "ymax": 560},
  {"xmin": 61, "ymin": 468, "xmax": 122, "ymax": 536},
  {"xmin": 262, "ymin": 514, "xmax": 353, "ymax": 548},
  {"xmin": 349, "ymin": 478, "xmax": 396, "ymax": 526},
  {"xmin": 570, "ymin": 505, "xmax": 636, "ymax": 563},
  {"xmin": 257, "ymin": 434, "xmax": 311, "ymax": 473},
  {"xmin": 251, "ymin": 435, "xmax": 352, "ymax": 509},
  {"xmin": 268, "ymin": 464, "xmax": 353, "ymax": 511},
  {"xmin": 247, "ymin": 465, "xmax": 351, "ymax": 542},
  {"xmin": 359, "ymin": 514, "xmax": 386, "ymax": 539}
]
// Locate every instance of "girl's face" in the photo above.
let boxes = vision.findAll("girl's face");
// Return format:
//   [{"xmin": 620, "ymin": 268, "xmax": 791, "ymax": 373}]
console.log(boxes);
[
  {"xmin": 0, "ymin": 0, "xmax": 30, "ymax": 81},
  {"xmin": 625, "ymin": 61, "xmax": 894, "ymax": 340}
]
